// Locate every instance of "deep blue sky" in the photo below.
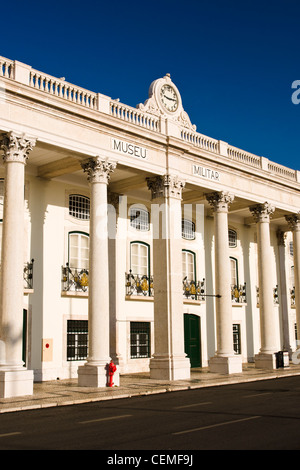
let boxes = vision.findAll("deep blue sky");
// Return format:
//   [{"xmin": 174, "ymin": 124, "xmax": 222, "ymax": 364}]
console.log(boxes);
[{"xmin": 1, "ymin": 0, "xmax": 300, "ymax": 170}]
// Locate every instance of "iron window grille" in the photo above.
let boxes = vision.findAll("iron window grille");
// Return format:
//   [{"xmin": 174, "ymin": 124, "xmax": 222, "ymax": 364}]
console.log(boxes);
[
  {"xmin": 130, "ymin": 208, "xmax": 150, "ymax": 231},
  {"xmin": 228, "ymin": 229, "xmax": 237, "ymax": 248},
  {"xmin": 67, "ymin": 320, "xmax": 88, "ymax": 361},
  {"xmin": 69, "ymin": 194, "xmax": 90, "ymax": 220},
  {"xmin": 233, "ymin": 324, "xmax": 241, "ymax": 354},
  {"xmin": 182, "ymin": 219, "xmax": 195, "ymax": 240},
  {"xmin": 130, "ymin": 322, "xmax": 151, "ymax": 359}
]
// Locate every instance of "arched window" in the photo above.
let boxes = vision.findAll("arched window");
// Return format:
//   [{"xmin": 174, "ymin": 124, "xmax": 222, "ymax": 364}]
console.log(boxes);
[
  {"xmin": 182, "ymin": 219, "xmax": 195, "ymax": 240},
  {"xmin": 68, "ymin": 232, "xmax": 89, "ymax": 269},
  {"xmin": 228, "ymin": 229, "xmax": 237, "ymax": 248},
  {"xmin": 130, "ymin": 242, "xmax": 150, "ymax": 276},
  {"xmin": 129, "ymin": 207, "xmax": 150, "ymax": 231},
  {"xmin": 182, "ymin": 250, "xmax": 196, "ymax": 281},
  {"xmin": 69, "ymin": 194, "xmax": 90, "ymax": 220}
]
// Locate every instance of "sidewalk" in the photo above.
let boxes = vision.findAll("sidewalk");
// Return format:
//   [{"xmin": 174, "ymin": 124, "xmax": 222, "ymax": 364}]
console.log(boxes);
[{"xmin": 1, "ymin": 364, "xmax": 300, "ymax": 414}]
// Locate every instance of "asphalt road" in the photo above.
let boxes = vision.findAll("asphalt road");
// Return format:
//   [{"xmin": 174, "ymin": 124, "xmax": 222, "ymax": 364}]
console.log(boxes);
[{"xmin": 1, "ymin": 376, "xmax": 300, "ymax": 451}]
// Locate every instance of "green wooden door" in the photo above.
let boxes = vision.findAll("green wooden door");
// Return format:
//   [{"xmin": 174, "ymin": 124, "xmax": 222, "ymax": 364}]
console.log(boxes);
[{"xmin": 184, "ymin": 314, "xmax": 201, "ymax": 368}]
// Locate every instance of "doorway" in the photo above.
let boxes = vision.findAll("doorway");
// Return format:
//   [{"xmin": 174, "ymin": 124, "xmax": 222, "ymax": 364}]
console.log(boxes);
[{"xmin": 184, "ymin": 314, "xmax": 201, "ymax": 368}]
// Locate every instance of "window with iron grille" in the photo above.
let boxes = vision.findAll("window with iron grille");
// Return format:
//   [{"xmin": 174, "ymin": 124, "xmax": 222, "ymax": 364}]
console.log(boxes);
[
  {"xmin": 130, "ymin": 322, "xmax": 151, "ymax": 359},
  {"xmin": 228, "ymin": 229, "xmax": 237, "ymax": 248},
  {"xmin": 182, "ymin": 219, "xmax": 195, "ymax": 240},
  {"xmin": 130, "ymin": 207, "xmax": 150, "ymax": 231},
  {"xmin": 233, "ymin": 324, "xmax": 241, "ymax": 354},
  {"xmin": 67, "ymin": 320, "xmax": 88, "ymax": 361},
  {"xmin": 69, "ymin": 194, "xmax": 90, "ymax": 220}
]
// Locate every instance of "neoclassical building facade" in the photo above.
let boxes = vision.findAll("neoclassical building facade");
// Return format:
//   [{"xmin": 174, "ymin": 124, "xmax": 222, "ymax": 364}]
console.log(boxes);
[{"xmin": 0, "ymin": 56, "xmax": 299, "ymax": 397}]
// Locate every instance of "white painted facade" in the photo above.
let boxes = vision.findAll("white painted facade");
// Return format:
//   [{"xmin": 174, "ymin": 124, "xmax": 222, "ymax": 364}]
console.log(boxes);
[{"xmin": 0, "ymin": 57, "xmax": 299, "ymax": 396}]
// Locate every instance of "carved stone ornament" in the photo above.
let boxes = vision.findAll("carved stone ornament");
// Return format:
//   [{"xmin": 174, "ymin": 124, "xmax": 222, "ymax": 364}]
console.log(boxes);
[
  {"xmin": 146, "ymin": 174, "xmax": 185, "ymax": 200},
  {"xmin": 249, "ymin": 202, "xmax": 275, "ymax": 223},
  {"xmin": 137, "ymin": 74, "xmax": 196, "ymax": 130},
  {"xmin": 285, "ymin": 213, "xmax": 300, "ymax": 231},
  {"xmin": 81, "ymin": 157, "xmax": 116, "ymax": 184},
  {"xmin": 0, "ymin": 131, "xmax": 36, "ymax": 164},
  {"xmin": 206, "ymin": 191, "xmax": 235, "ymax": 212}
]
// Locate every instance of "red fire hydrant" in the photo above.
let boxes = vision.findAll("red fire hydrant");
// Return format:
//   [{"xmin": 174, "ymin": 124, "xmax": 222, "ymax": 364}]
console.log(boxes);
[{"xmin": 108, "ymin": 360, "xmax": 117, "ymax": 387}]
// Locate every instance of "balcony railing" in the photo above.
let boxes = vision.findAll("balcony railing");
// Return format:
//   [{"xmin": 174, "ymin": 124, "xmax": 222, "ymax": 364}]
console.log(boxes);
[
  {"xmin": 231, "ymin": 283, "xmax": 247, "ymax": 304},
  {"xmin": 62, "ymin": 264, "xmax": 89, "ymax": 293},
  {"xmin": 183, "ymin": 277, "xmax": 206, "ymax": 301},
  {"xmin": 256, "ymin": 286, "xmax": 279, "ymax": 305},
  {"xmin": 24, "ymin": 259, "xmax": 34, "ymax": 290},
  {"xmin": 125, "ymin": 271, "xmax": 154, "ymax": 297},
  {"xmin": 291, "ymin": 287, "xmax": 295, "ymax": 307}
]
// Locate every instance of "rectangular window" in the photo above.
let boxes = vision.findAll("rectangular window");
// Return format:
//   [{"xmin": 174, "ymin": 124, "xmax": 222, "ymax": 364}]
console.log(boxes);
[
  {"xmin": 130, "ymin": 322, "xmax": 151, "ymax": 359},
  {"xmin": 67, "ymin": 320, "xmax": 88, "ymax": 361},
  {"xmin": 130, "ymin": 242, "xmax": 149, "ymax": 276},
  {"xmin": 233, "ymin": 324, "xmax": 241, "ymax": 355},
  {"xmin": 182, "ymin": 250, "xmax": 195, "ymax": 281},
  {"xmin": 69, "ymin": 232, "xmax": 89, "ymax": 269}
]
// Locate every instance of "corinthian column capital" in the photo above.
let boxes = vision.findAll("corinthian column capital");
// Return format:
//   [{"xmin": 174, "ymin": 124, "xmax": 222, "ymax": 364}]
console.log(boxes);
[
  {"xmin": 0, "ymin": 132, "xmax": 36, "ymax": 164},
  {"xmin": 285, "ymin": 213, "xmax": 300, "ymax": 232},
  {"xmin": 81, "ymin": 157, "xmax": 116, "ymax": 184},
  {"xmin": 146, "ymin": 174, "xmax": 185, "ymax": 200},
  {"xmin": 205, "ymin": 191, "xmax": 234, "ymax": 212},
  {"xmin": 250, "ymin": 202, "xmax": 275, "ymax": 223}
]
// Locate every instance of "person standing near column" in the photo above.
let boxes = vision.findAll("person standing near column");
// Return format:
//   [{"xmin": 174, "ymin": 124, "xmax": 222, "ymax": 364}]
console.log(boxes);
[{"xmin": 0, "ymin": 131, "xmax": 36, "ymax": 398}]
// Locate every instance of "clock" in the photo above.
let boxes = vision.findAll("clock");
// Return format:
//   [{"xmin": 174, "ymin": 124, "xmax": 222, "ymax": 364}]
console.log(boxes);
[{"xmin": 160, "ymin": 84, "xmax": 179, "ymax": 112}]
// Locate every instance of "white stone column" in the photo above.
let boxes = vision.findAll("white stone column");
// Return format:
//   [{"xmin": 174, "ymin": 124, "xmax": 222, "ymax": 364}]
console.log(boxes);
[
  {"xmin": 78, "ymin": 157, "xmax": 119, "ymax": 387},
  {"xmin": 285, "ymin": 213, "xmax": 300, "ymax": 347},
  {"xmin": 206, "ymin": 191, "xmax": 242, "ymax": 374},
  {"xmin": 147, "ymin": 175, "xmax": 190, "ymax": 381},
  {"xmin": 0, "ymin": 132, "xmax": 36, "ymax": 398},
  {"xmin": 250, "ymin": 202, "xmax": 277, "ymax": 369},
  {"xmin": 276, "ymin": 230, "xmax": 292, "ymax": 357}
]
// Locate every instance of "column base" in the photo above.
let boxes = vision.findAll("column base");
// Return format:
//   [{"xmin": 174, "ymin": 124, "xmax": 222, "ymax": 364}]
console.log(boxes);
[
  {"xmin": 0, "ymin": 368, "xmax": 34, "ymax": 398},
  {"xmin": 78, "ymin": 363, "xmax": 120, "ymax": 388},
  {"xmin": 254, "ymin": 352, "xmax": 277, "ymax": 370},
  {"xmin": 209, "ymin": 355, "xmax": 243, "ymax": 374},
  {"xmin": 149, "ymin": 355, "xmax": 191, "ymax": 381}
]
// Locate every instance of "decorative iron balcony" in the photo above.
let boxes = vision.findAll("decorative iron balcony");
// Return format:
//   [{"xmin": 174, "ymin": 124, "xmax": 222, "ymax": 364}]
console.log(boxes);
[
  {"xmin": 231, "ymin": 283, "xmax": 247, "ymax": 303},
  {"xmin": 125, "ymin": 271, "xmax": 154, "ymax": 297},
  {"xmin": 256, "ymin": 286, "xmax": 279, "ymax": 305},
  {"xmin": 24, "ymin": 259, "xmax": 34, "ymax": 290},
  {"xmin": 183, "ymin": 277, "xmax": 206, "ymax": 301},
  {"xmin": 291, "ymin": 287, "xmax": 295, "ymax": 307},
  {"xmin": 62, "ymin": 264, "xmax": 89, "ymax": 293}
]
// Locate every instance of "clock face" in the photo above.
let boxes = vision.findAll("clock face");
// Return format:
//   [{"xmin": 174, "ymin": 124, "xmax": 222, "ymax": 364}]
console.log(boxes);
[{"xmin": 160, "ymin": 84, "xmax": 178, "ymax": 112}]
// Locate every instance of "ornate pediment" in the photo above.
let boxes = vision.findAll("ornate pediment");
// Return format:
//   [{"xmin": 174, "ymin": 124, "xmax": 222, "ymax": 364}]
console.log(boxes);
[{"xmin": 137, "ymin": 74, "xmax": 196, "ymax": 131}]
